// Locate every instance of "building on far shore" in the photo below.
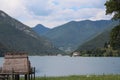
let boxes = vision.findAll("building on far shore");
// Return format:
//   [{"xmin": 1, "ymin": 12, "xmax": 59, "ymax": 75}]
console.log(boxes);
[{"xmin": 72, "ymin": 52, "xmax": 81, "ymax": 57}]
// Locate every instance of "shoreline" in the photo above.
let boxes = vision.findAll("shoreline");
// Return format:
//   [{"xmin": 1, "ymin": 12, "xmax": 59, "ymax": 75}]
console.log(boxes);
[{"xmin": 34, "ymin": 75, "xmax": 120, "ymax": 80}]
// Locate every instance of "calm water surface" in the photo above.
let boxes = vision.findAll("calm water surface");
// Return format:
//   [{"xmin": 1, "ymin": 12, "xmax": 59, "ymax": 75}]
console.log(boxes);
[{"xmin": 0, "ymin": 56, "xmax": 120, "ymax": 76}]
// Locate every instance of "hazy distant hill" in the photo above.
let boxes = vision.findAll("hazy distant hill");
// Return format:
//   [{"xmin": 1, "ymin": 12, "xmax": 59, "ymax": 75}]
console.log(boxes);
[
  {"xmin": 0, "ymin": 10, "xmax": 63, "ymax": 55},
  {"xmin": 75, "ymin": 20, "xmax": 119, "ymax": 51},
  {"xmin": 32, "ymin": 24, "xmax": 50, "ymax": 35},
  {"xmin": 42, "ymin": 20, "xmax": 115, "ymax": 52}
]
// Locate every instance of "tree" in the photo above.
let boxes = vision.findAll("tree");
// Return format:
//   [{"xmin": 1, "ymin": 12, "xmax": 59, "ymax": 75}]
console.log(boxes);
[
  {"xmin": 105, "ymin": 0, "xmax": 120, "ymax": 50},
  {"xmin": 105, "ymin": 0, "xmax": 120, "ymax": 20},
  {"xmin": 110, "ymin": 25, "xmax": 120, "ymax": 49}
]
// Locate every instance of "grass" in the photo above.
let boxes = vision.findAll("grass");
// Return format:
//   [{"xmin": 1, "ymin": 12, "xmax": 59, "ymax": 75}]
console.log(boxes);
[{"xmin": 33, "ymin": 75, "xmax": 120, "ymax": 80}]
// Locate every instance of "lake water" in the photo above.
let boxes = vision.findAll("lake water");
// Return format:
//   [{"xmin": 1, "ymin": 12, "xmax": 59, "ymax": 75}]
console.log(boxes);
[{"xmin": 0, "ymin": 56, "xmax": 120, "ymax": 76}]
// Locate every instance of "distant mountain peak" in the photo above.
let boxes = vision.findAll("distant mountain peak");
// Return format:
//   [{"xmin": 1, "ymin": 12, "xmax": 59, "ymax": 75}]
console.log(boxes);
[
  {"xmin": 0, "ymin": 10, "xmax": 8, "ymax": 17},
  {"xmin": 69, "ymin": 21, "xmax": 77, "ymax": 23},
  {"xmin": 34, "ymin": 24, "xmax": 50, "ymax": 30},
  {"xmin": 32, "ymin": 24, "xmax": 50, "ymax": 35},
  {"xmin": 36, "ymin": 24, "xmax": 45, "ymax": 27},
  {"xmin": 0, "ymin": 12, "xmax": 7, "ymax": 18}
]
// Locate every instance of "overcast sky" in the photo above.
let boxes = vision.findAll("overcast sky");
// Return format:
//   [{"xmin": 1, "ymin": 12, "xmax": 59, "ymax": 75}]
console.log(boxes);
[{"xmin": 0, "ymin": 0, "xmax": 112, "ymax": 28}]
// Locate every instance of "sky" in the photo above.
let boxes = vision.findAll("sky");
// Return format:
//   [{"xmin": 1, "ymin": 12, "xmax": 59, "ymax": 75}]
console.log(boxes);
[{"xmin": 0, "ymin": 0, "xmax": 113, "ymax": 28}]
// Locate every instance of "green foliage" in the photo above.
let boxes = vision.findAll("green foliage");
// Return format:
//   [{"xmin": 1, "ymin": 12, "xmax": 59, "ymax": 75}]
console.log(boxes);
[
  {"xmin": 110, "ymin": 25, "xmax": 120, "ymax": 50},
  {"xmin": 105, "ymin": 0, "xmax": 120, "ymax": 20},
  {"xmin": 75, "ymin": 45, "xmax": 120, "ymax": 57},
  {"xmin": 77, "ymin": 48, "xmax": 105, "ymax": 57},
  {"xmin": 105, "ymin": 0, "xmax": 120, "ymax": 53}
]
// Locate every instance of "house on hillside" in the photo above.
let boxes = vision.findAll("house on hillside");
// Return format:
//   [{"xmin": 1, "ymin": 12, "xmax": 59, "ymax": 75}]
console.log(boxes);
[
  {"xmin": 72, "ymin": 52, "xmax": 81, "ymax": 57},
  {"xmin": 0, "ymin": 52, "xmax": 35, "ymax": 80}
]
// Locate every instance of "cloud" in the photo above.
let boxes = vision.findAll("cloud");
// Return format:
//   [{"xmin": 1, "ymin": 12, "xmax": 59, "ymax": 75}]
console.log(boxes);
[
  {"xmin": 0, "ymin": 0, "xmax": 112, "ymax": 28},
  {"xmin": 23, "ymin": 0, "xmax": 54, "ymax": 16},
  {"xmin": 52, "ymin": 0, "xmax": 106, "ymax": 9},
  {"xmin": 0, "ymin": 0, "xmax": 32, "ymax": 22},
  {"xmin": 0, "ymin": 0, "xmax": 24, "ymax": 17}
]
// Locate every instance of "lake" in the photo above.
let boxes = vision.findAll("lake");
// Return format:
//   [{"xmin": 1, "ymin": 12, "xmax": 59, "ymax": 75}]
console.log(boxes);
[{"xmin": 0, "ymin": 56, "xmax": 120, "ymax": 76}]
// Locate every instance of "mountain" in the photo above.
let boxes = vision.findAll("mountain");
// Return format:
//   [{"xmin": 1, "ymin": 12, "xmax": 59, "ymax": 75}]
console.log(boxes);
[
  {"xmin": 0, "ymin": 10, "xmax": 63, "ymax": 55},
  {"xmin": 42, "ymin": 20, "xmax": 116, "ymax": 52},
  {"xmin": 32, "ymin": 24, "xmax": 50, "ymax": 35},
  {"xmin": 76, "ymin": 30, "xmax": 110, "ymax": 51},
  {"xmin": 75, "ymin": 20, "xmax": 119, "ymax": 51}
]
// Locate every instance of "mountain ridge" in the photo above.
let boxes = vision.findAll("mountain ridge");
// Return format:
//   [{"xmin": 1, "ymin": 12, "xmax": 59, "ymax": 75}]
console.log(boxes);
[
  {"xmin": 0, "ymin": 10, "xmax": 63, "ymax": 55},
  {"xmin": 75, "ymin": 20, "xmax": 119, "ymax": 51},
  {"xmin": 39, "ymin": 20, "xmax": 116, "ymax": 52}
]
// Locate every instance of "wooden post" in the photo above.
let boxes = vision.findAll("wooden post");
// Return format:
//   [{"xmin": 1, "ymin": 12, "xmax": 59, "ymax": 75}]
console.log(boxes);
[
  {"xmin": 6, "ymin": 75, "xmax": 9, "ymax": 80},
  {"xmin": 29, "ymin": 74, "xmax": 32, "ymax": 80},
  {"xmin": 15, "ymin": 75, "xmax": 19, "ymax": 80},
  {"xmin": 0, "ymin": 67, "xmax": 2, "ymax": 73},
  {"xmin": 11, "ymin": 68, "xmax": 14, "ymax": 80},
  {"xmin": 25, "ymin": 74, "xmax": 27, "ymax": 80},
  {"xmin": 31, "ymin": 74, "xmax": 33, "ymax": 80},
  {"xmin": 33, "ymin": 67, "xmax": 35, "ymax": 80},
  {"xmin": 28, "ymin": 74, "xmax": 30, "ymax": 80}
]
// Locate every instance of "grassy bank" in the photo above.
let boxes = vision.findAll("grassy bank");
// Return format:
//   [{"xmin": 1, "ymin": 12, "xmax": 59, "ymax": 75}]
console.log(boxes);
[{"xmin": 34, "ymin": 75, "xmax": 120, "ymax": 80}]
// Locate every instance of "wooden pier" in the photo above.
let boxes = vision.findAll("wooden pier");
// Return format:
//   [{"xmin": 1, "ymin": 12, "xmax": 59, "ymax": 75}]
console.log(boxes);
[{"xmin": 0, "ymin": 52, "xmax": 35, "ymax": 80}]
